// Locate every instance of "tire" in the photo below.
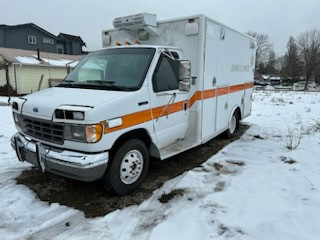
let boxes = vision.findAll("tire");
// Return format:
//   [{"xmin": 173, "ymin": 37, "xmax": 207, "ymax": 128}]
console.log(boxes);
[
  {"xmin": 103, "ymin": 139, "xmax": 149, "ymax": 195},
  {"xmin": 224, "ymin": 110, "xmax": 240, "ymax": 138}
]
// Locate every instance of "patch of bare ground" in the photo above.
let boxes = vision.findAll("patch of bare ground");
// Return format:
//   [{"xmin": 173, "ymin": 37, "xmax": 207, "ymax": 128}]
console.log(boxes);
[
  {"xmin": 226, "ymin": 160, "xmax": 246, "ymax": 166},
  {"xmin": 16, "ymin": 124, "xmax": 249, "ymax": 218},
  {"xmin": 251, "ymin": 134, "xmax": 265, "ymax": 140},
  {"xmin": 214, "ymin": 181, "xmax": 226, "ymax": 192},
  {"xmin": 158, "ymin": 189, "xmax": 185, "ymax": 203},
  {"xmin": 280, "ymin": 156, "xmax": 297, "ymax": 164}
]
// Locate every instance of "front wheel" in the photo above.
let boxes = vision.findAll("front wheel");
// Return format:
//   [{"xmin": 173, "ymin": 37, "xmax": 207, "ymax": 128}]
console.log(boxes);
[
  {"xmin": 103, "ymin": 139, "xmax": 149, "ymax": 195},
  {"xmin": 224, "ymin": 111, "xmax": 240, "ymax": 138}
]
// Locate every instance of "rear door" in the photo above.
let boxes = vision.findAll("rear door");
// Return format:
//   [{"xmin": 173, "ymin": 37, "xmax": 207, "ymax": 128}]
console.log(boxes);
[
  {"xmin": 243, "ymin": 52, "xmax": 255, "ymax": 117},
  {"xmin": 201, "ymin": 21, "xmax": 219, "ymax": 142},
  {"xmin": 215, "ymin": 26, "xmax": 230, "ymax": 133},
  {"xmin": 243, "ymin": 82, "xmax": 253, "ymax": 117}
]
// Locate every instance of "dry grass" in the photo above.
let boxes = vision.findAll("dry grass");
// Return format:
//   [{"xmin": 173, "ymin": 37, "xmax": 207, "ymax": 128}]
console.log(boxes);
[{"xmin": 284, "ymin": 127, "xmax": 302, "ymax": 150}]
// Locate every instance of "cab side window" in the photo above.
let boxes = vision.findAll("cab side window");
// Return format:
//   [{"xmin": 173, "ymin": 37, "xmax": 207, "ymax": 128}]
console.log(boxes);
[{"xmin": 153, "ymin": 55, "xmax": 180, "ymax": 92}]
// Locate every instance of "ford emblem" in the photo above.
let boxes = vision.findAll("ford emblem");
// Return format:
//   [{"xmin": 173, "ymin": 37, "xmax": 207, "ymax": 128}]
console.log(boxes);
[{"xmin": 33, "ymin": 107, "xmax": 39, "ymax": 113}]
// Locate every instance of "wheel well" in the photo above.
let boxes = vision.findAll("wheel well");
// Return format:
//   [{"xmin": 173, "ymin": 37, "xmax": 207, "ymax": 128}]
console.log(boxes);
[
  {"xmin": 110, "ymin": 129, "xmax": 159, "ymax": 159},
  {"xmin": 235, "ymin": 107, "xmax": 242, "ymax": 120}
]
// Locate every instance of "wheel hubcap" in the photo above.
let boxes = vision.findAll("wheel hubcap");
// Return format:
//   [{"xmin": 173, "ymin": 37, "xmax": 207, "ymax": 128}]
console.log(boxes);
[
  {"xmin": 120, "ymin": 150, "xmax": 144, "ymax": 185},
  {"xmin": 229, "ymin": 115, "xmax": 237, "ymax": 134}
]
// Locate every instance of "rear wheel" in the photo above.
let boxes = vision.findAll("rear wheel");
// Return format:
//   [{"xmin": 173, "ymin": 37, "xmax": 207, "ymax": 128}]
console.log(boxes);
[
  {"xmin": 103, "ymin": 139, "xmax": 149, "ymax": 195},
  {"xmin": 224, "ymin": 110, "xmax": 240, "ymax": 138}
]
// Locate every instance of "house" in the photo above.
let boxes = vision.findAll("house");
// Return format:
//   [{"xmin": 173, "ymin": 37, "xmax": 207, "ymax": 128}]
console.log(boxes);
[
  {"xmin": 261, "ymin": 75, "xmax": 270, "ymax": 81},
  {"xmin": 58, "ymin": 33, "xmax": 86, "ymax": 55},
  {"xmin": 0, "ymin": 47, "xmax": 84, "ymax": 95},
  {"xmin": 254, "ymin": 73, "xmax": 268, "ymax": 86},
  {"xmin": 0, "ymin": 23, "xmax": 86, "ymax": 55}
]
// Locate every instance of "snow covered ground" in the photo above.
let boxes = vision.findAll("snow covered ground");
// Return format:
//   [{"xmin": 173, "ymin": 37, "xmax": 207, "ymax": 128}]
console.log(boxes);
[{"xmin": 0, "ymin": 91, "xmax": 320, "ymax": 240}]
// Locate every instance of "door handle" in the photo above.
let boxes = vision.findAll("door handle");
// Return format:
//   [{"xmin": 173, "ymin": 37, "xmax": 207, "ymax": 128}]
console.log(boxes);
[
  {"xmin": 183, "ymin": 102, "xmax": 187, "ymax": 111},
  {"xmin": 212, "ymin": 77, "xmax": 216, "ymax": 86},
  {"xmin": 138, "ymin": 101, "xmax": 148, "ymax": 106}
]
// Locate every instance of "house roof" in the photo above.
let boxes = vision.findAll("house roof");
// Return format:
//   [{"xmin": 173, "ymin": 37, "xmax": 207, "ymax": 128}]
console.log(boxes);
[
  {"xmin": 269, "ymin": 76, "xmax": 281, "ymax": 80},
  {"xmin": 1, "ymin": 23, "xmax": 86, "ymax": 47},
  {"xmin": 58, "ymin": 33, "xmax": 86, "ymax": 46},
  {"xmin": 261, "ymin": 75, "xmax": 271, "ymax": 80},
  {"xmin": 1, "ymin": 23, "xmax": 59, "ymax": 40},
  {"xmin": 0, "ymin": 47, "xmax": 84, "ymax": 67}
]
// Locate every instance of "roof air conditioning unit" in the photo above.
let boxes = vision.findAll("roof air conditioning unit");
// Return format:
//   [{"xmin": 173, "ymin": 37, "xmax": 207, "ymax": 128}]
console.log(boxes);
[{"xmin": 113, "ymin": 13, "xmax": 159, "ymax": 36}]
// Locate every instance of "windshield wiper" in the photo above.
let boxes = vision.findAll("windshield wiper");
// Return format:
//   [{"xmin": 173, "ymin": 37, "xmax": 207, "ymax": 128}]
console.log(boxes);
[
  {"xmin": 86, "ymin": 80, "xmax": 115, "ymax": 84},
  {"xmin": 85, "ymin": 80, "xmax": 124, "ymax": 91},
  {"xmin": 64, "ymin": 80, "xmax": 75, "ymax": 82},
  {"xmin": 59, "ymin": 79, "xmax": 75, "ymax": 86}
]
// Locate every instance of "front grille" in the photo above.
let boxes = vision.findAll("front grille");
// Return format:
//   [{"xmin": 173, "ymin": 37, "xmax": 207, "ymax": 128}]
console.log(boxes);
[{"xmin": 19, "ymin": 115, "xmax": 65, "ymax": 144}]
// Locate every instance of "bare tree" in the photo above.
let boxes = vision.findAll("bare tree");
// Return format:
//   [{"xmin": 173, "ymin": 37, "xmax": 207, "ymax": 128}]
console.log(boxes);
[
  {"xmin": 265, "ymin": 50, "xmax": 277, "ymax": 74},
  {"xmin": 315, "ymin": 67, "xmax": 320, "ymax": 84},
  {"xmin": 281, "ymin": 36, "xmax": 302, "ymax": 82},
  {"xmin": 246, "ymin": 31, "xmax": 273, "ymax": 72},
  {"xmin": 297, "ymin": 29, "xmax": 320, "ymax": 90}
]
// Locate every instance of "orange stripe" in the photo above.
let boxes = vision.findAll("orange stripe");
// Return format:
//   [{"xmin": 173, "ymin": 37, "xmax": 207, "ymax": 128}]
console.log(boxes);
[
  {"xmin": 103, "ymin": 82, "xmax": 253, "ymax": 134},
  {"xmin": 245, "ymin": 82, "xmax": 254, "ymax": 89},
  {"xmin": 104, "ymin": 109, "xmax": 152, "ymax": 134},
  {"xmin": 230, "ymin": 83, "xmax": 245, "ymax": 93},
  {"xmin": 203, "ymin": 89, "xmax": 216, "ymax": 99},
  {"xmin": 152, "ymin": 101, "xmax": 185, "ymax": 119},
  {"xmin": 188, "ymin": 92, "xmax": 198, "ymax": 108},
  {"xmin": 217, "ymin": 87, "xmax": 229, "ymax": 96}
]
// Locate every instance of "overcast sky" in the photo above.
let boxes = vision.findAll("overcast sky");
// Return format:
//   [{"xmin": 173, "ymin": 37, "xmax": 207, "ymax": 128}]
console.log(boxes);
[{"xmin": 1, "ymin": 0, "xmax": 320, "ymax": 56}]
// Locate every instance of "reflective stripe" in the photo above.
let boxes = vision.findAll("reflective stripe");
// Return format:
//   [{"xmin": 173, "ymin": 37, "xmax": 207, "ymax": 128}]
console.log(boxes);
[
  {"xmin": 217, "ymin": 87, "xmax": 229, "ymax": 96},
  {"xmin": 202, "ymin": 89, "xmax": 216, "ymax": 99},
  {"xmin": 104, "ymin": 109, "xmax": 152, "ymax": 134},
  {"xmin": 152, "ymin": 101, "xmax": 184, "ymax": 119},
  {"xmin": 103, "ymin": 82, "xmax": 253, "ymax": 134},
  {"xmin": 230, "ymin": 83, "xmax": 245, "ymax": 93}
]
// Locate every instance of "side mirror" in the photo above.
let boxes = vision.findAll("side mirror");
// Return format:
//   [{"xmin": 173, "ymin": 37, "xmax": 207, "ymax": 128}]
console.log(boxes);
[{"xmin": 178, "ymin": 60, "xmax": 191, "ymax": 92}]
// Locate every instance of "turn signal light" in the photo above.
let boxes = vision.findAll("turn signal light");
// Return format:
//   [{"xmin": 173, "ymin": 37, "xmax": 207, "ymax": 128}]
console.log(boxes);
[{"xmin": 85, "ymin": 124, "xmax": 103, "ymax": 143}]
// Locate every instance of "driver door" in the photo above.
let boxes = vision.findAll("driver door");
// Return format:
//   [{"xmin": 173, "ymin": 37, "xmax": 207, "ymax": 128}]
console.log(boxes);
[{"xmin": 149, "ymin": 53, "xmax": 189, "ymax": 149}]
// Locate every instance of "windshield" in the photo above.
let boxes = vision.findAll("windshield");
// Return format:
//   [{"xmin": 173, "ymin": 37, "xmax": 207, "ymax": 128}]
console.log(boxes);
[{"xmin": 60, "ymin": 48, "xmax": 155, "ymax": 91}]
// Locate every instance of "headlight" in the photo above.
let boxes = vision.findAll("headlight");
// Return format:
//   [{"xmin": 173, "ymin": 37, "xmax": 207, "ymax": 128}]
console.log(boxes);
[
  {"xmin": 55, "ymin": 110, "xmax": 85, "ymax": 120},
  {"xmin": 73, "ymin": 111, "xmax": 85, "ymax": 120},
  {"xmin": 65, "ymin": 125, "xmax": 86, "ymax": 142},
  {"xmin": 65, "ymin": 124, "xmax": 102, "ymax": 143}
]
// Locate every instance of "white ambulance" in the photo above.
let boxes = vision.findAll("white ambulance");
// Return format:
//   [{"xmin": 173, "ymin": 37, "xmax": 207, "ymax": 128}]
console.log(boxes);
[{"xmin": 11, "ymin": 13, "xmax": 256, "ymax": 195}]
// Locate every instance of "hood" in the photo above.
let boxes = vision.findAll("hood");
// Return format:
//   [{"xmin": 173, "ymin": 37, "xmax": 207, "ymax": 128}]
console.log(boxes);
[{"xmin": 22, "ymin": 87, "xmax": 127, "ymax": 118}]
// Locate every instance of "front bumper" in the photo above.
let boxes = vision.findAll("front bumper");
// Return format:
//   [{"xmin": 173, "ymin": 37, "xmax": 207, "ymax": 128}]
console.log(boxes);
[{"xmin": 11, "ymin": 132, "xmax": 109, "ymax": 182}]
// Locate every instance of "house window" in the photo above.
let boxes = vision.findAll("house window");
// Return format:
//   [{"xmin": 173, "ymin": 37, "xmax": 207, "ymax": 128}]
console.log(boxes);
[
  {"xmin": 56, "ymin": 45, "xmax": 64, "ymax": 54},
  {"xmin": 43, "ymin": 38, "xmax": 54, "ymax": 44},
  {"xmin": 27, "ymin": 36, "xmax": 37, "ymax": 44}
]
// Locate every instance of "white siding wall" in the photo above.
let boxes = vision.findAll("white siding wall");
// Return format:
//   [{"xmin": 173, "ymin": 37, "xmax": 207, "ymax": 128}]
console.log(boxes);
[
  {"xmin": 0, "ymin": 65, "xmax": 16, "ymax": 90},
  {"xmin": 17, "ymin": 65, "xmax": 68, "ymax": 94}
]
